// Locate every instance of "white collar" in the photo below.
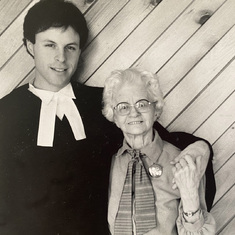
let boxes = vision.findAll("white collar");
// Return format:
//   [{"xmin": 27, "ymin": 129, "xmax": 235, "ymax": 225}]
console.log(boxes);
[
  {"xmin": 28, "ymin": 83, "xmax": 86, "ymax": 147},
  {"xmin": 29, "ymin": 83, "xmax": 76, "ymax": 105}
]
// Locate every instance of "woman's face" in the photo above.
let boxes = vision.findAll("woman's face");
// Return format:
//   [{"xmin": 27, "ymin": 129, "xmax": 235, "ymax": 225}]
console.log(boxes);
[{"xmin": 113, "ymin": 80, "xmax": 158, "ymax": 138}]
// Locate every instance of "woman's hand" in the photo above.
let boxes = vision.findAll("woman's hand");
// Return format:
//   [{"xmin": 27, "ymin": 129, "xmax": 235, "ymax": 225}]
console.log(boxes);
[
  {"xmin": 170, "ymin": 141, "xmax": 210, "ymax": 190},
  {"xmin": 172, "ymin": 155, "xmax": 201, "ymax": 213}
]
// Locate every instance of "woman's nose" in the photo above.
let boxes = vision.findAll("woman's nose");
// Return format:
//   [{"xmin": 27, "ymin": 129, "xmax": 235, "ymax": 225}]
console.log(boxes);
[{"xmin": 129, "ymin": 105, "xmax": 140, "ymax": 117}]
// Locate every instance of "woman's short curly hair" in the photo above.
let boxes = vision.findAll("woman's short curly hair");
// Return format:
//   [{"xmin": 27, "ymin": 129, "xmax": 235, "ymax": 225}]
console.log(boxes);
[{"xmin": 102, "ymin": 68, "xmax": 164, "ymax": 122}]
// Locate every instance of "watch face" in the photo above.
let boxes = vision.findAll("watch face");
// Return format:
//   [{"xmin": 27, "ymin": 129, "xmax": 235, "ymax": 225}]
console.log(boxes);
[
  {"xmin": 183, "ymin": 208, "xmax": 200, "ymax": 217},
  {"xmin": 185, "ymin": 212, "xmax": 193, "ymax": 217}
]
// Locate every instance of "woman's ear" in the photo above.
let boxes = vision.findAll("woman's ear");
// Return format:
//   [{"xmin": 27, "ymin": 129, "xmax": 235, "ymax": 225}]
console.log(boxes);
[
  {"xmin": 153, "ymin": 107, "xmax": 159, "ymax": 121},
  {"xmin": 154, "ymin": 113, "xmax": 159, "ymax": 121},
  {"xmin": 25, "ymin": 40, "xmax": 35, "ymax": 57},
  {"xmin": 113, "ymin": 115, "xmax": 120, "ymax": 128}
]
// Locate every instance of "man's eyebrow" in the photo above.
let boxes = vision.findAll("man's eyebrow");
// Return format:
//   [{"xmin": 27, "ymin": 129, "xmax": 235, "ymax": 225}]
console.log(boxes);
[
  {"xmin": 43, "ymin": 39, "xmax": 79, "ymax": 46},
  {"xmin": 43, "ymin": 39, "xmax": 55, "ymax": 43},
  {"xmin": 67, "ymin": 42, "xmax": 79, "ymax": 46}
]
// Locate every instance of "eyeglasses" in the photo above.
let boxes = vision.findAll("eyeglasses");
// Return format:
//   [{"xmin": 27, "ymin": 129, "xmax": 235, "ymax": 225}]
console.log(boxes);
[{"xmin": 113, "ymin": 99, "xmax": 157, "ymax": 116}]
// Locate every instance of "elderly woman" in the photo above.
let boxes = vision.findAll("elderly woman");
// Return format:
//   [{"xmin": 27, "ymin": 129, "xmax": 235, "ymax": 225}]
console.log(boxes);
[{"xmin": 102, "ymin": 68, "xmax": 215, "ymax": 235}]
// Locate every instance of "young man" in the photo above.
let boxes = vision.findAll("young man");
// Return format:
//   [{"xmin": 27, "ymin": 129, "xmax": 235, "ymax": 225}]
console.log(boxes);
[{"xmin": 0, "ymin": 0, "xmax": 215, "ymax": 234}]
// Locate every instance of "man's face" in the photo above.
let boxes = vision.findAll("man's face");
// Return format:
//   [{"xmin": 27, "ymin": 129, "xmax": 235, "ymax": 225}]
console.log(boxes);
[{"xmin": 27, "ymin": 26, "xmax": 81, "ymax": 92}]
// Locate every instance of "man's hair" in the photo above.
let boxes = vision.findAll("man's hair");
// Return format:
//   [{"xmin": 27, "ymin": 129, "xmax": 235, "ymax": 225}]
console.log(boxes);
[{"xmin": 23, "ymin": 0, "xmax": 88, "ymax": 49}]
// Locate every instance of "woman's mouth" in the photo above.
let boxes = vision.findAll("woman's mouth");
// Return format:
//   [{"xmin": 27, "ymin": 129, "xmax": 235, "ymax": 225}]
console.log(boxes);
[{"xmin": 128, "ymin": 121, "xmax": 143, "ymax": 125}]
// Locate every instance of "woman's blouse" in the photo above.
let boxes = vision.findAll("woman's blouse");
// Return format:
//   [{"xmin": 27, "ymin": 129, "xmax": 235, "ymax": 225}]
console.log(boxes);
[{"xmin": 108, "ymin": 130, "xmax": 216, "ymax": 235}]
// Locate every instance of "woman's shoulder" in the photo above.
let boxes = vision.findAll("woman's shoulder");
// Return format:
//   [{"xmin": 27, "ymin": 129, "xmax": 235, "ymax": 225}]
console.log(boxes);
[{"xmin": 162, "ymin": 140, "xmax": 181, "ymax": 162}]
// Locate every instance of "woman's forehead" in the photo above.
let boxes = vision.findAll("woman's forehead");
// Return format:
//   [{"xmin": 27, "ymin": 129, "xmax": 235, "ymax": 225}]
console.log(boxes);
[{"xmin": 113, "ymin": 81, "xmax": 149, "ymax": 103}]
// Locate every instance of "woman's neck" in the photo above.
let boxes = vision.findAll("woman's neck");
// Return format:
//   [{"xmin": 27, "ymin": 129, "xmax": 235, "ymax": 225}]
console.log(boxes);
[{"xmin": 124, "ymin": 129, "xmax": 154, "ymax": 150}]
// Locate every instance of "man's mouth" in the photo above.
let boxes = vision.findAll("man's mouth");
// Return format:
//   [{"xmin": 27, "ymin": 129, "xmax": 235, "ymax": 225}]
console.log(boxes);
[{"xmin": 51, "ymin": 67, "xmax": 67, "ymax": 72}]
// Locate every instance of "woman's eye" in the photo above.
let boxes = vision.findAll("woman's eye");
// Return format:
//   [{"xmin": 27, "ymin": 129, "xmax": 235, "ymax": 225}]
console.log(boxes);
[
  {"xmin": 138, "ymin": 102, "xmax": 146, "ymax": 108},
  {"xmin": 119, "ymin": 104, "xmax": 129, "ymax": 110}
]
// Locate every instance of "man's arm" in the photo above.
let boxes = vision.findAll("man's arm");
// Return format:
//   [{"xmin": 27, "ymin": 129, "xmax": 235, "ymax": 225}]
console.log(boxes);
[{"xmin": 154, "ymin": 121, "xmax": 216, "ymax": 212}]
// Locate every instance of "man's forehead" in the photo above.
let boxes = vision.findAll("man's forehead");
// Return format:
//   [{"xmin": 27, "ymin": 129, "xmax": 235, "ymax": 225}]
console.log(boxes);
[{"xmin": 35, "ymin": 26, "xmax": 80, "ymax": 43}]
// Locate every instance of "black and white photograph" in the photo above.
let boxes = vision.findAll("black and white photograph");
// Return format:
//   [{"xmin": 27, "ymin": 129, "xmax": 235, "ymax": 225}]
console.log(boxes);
[{"xmin": 0, "ymin": 0, "xmax": 234, "ymax": 234}]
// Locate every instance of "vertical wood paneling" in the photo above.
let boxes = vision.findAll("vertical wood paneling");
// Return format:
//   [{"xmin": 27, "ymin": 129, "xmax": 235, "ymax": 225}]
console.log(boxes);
[
  {"xmin": 76, "ymin": 0, "xmax": 163, "ymax": 84},
  {"xmin": 84, "ymin": 0, "xmax": 129, "ymax": 45},
  {"xmin": 160, "ymin": 25, "xmax": 235, "ymax": 127},
  {"xmin": 213, "ymin": 154, "xmax": 235, "ymax": 203},
  {"xmin": 84, "ymin": 0, "xmax": 194, "ymax": 86},
  {"xmin": 194, "ymin": 92, "xmax": 235, "ymax": 144},
  {"xmin": 219, "ymin": 217, "xmax": 235, "ymax": 235},
  {"xmin": 211, "ymin": 186, "xmax": 235, "ymax": 234},
  {"xmin": 0, "ymin": 0, "xmax": 32, "ymax": 34},
  {"xmin": 0, "ymin": 46, "xmax": 34, "ymax": 97},
  {"xmin": 168, "ymin": 59, "xmax": 235, "ymax": 133},
  {"xmin": 133, "ymin": 0, "xmax": 226, "ymax": 73},
  {"xmin": 0, "ymin": 0, "xmax": 39, "ymax": 69},
  {"xmin": 136, "ymin": 0, "xmax": 234, "ymax": 95},
  {"xmin": 213, "ymin": 123, "xmax": 235, "ymax": 172}
]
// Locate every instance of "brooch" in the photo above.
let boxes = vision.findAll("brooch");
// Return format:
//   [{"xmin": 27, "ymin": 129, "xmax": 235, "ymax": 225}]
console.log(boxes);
[{"xmin": 148, "ymin": 163, "xmax": 163, "ymax": 178}]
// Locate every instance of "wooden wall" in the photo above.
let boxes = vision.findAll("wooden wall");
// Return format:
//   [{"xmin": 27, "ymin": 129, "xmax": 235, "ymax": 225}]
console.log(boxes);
[{"xmin": 0, "ymin": 0, "xmax": 235, "ymax": 233}]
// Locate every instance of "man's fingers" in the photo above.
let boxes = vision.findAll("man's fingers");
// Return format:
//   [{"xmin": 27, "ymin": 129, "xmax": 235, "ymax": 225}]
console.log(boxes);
[
  {"xmin": 179, "ymin": 158, "xmax": 188, "ymax": 167},
  {"xmin": 184, "ymin": 154, "xmax": 195, "ymax": 169},
  {"xmin": 195, "ymin": 155, "xmax": 202, "ymax": 174}
]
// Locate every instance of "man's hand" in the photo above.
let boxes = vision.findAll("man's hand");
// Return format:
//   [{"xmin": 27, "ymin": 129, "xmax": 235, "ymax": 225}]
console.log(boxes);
[{"xmin": 171, "ymin": 140, "xmax": 209, "ymax": 190}]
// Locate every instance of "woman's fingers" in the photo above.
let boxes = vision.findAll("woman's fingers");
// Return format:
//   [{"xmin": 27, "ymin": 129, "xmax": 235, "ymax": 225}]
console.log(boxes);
[{"xmin": 172, "ymin": 155, "xmax": 201, "ymax": 190}]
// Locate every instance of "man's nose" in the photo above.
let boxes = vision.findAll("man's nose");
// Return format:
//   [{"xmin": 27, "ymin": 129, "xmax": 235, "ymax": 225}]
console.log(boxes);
[{"xmin": 55, "ymin": 49, "xmax": 66, "ymax": 63}]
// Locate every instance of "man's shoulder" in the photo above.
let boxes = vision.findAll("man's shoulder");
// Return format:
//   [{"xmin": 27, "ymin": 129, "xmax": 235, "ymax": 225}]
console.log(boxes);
[
  {"xmin": 71, "ymin": 81, "xmax": 103, "ymax": 97},
  {"xmin": 0, "ymin": 84, "xmax": 29, "ymax": 106},
  {"xmin": 0, "ymin": 84, "xmax": 40, "ymax": 115},
  {"xmin": 71, "ymin": 81, "xmax": 104, "ymax": 110}
]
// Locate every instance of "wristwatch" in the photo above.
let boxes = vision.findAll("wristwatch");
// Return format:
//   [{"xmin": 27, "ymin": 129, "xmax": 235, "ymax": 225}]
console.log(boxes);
[{"xmin": 183, "ymin": 208, "xmax": 200, "ymax": 217}]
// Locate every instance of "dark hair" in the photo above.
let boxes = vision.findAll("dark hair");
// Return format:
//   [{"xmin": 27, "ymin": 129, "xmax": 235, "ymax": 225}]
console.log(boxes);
[{"xmin": 23, "ymin": 0, "xmax": 88, "ymax": 49}]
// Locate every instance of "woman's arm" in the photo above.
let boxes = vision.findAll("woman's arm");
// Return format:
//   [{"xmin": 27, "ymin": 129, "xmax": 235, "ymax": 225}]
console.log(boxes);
[
  {"xmin": 172, "ymin": 155, "xmax": 216, "ymax": 234},
  {"xmin": 154, "ymin": 121, "xmax": 216, "ymax": 211}
]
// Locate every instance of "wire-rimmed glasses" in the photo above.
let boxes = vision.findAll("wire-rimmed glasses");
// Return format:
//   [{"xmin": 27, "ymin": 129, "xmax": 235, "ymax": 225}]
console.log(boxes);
[{"xmin": 113, "ymin": 99, "xmax": 157, "ymax": 116}]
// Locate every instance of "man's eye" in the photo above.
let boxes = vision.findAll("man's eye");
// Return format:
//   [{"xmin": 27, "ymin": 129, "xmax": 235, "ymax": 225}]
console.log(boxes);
[
  {"xmin": 67, "ymin": 46, "xmax": 76, "ymax": 51},
  {"xmin": 45, "ymin": 44, "xmax": 55, "ymax": 48}
]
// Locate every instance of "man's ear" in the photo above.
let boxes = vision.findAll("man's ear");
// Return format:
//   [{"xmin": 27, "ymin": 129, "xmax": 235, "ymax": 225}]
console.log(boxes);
[{"xmin": 25, "ymin": 39, "xmax": 34, "ymax": 58}]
